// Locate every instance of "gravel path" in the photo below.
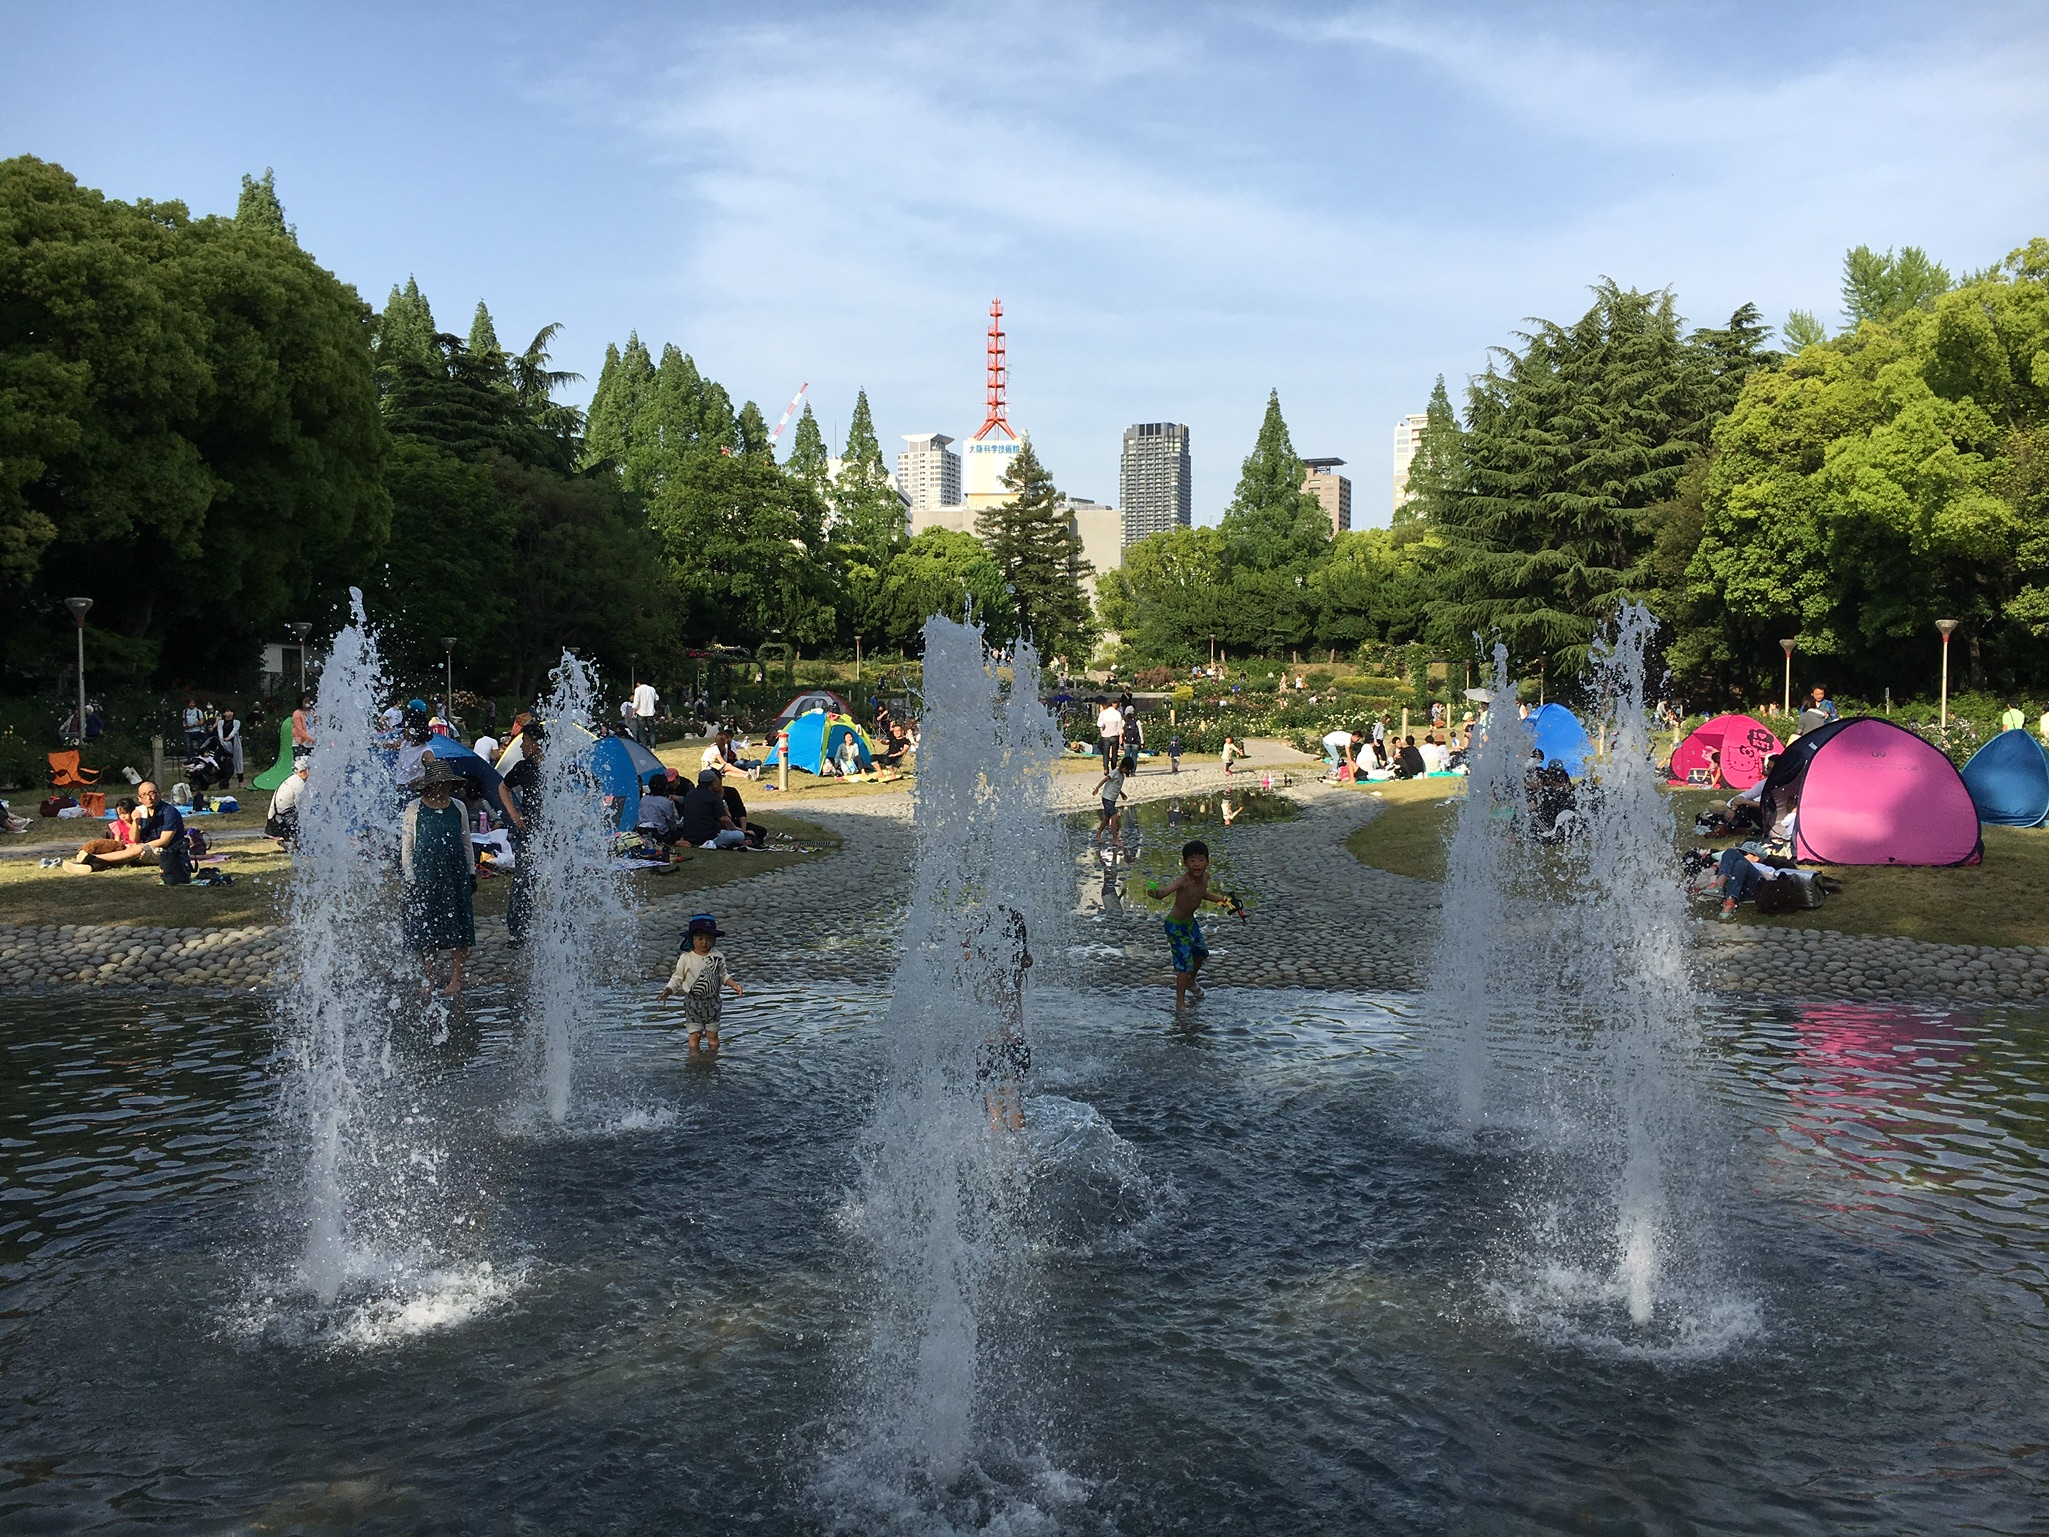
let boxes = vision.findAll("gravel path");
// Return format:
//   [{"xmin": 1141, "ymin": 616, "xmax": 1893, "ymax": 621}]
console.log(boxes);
[{"xmin": 5, "ymin": 757, "xmax": 2047, "ymax": 1008}]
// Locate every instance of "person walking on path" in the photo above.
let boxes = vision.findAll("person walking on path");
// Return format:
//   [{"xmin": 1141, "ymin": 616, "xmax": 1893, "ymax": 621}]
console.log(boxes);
[
  {"xmin": 1091, "ymin": 753, "xmax": 1132, "ymax": 850},
  {"xmin": 400, "ymin": 754, "xmax": 476, "ymax": 997},
  {"xmin": 659, "ymin": 913, "xmax": 742, "ymax": 1054},
  {"xmin": 1220, "ymin": 736, "xmax": 1245, "ymax": 775},
  {"xmin": 631, "ymin": 679, "xmax": 660, "ymax": 747},
  {"xmin": 1146, "ymin": 839, "xmax": 1236, "ymax": 1010},
  {"xmin": 1096, "ymin": 696, "xmax": 1124, "ymax": 763}
]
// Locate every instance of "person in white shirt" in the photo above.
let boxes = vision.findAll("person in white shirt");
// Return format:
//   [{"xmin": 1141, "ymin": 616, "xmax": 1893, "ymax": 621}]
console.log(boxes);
[
  {"xmin": 1096, "ymin": 699, "xmax": 1124, "ymax": 763},
  {"xmin": 472, "ymin": 734, "xmax": 500, "ymax": 765},
  {"xmin": 631, "ymin": 681, "xmax": 659, "ymax": 746},
  {"xmin": 1321, "ymin": 728, "xmax": 1360, "ymax": 773},
  {"xmin": 1418, "ymin": 737, "xmax": 1449, "ymax": 773}
]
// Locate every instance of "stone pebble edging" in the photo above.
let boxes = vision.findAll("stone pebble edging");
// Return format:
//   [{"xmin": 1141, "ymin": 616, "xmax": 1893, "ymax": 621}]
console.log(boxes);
[{"xmin": 0, "ymin": 922, "xmax": 282, "ymax": 990}]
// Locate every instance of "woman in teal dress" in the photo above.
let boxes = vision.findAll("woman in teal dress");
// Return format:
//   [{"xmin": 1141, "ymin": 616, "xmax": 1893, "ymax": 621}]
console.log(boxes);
[{"xmin": 400, "ymin": 753, "xmax": 476, "ymax": 996}]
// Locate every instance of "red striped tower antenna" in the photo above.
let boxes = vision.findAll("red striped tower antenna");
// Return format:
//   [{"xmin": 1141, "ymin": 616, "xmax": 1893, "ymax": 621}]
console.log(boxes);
[{"xmin": 973, "ymin": 297, "xmax": 1013, "ymax": 441}]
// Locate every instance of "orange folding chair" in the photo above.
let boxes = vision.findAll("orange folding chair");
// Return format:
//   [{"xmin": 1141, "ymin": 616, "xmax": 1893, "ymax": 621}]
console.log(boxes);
[{"xmin": 48, "ymin": 750, "xmax": 101, "ymax": 788}]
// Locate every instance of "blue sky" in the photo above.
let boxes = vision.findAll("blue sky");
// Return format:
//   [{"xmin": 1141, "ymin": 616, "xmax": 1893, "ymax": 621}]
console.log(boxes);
[{"xmin": 6, "ymin": 2, "xmax": 2047, "ymax": 525}]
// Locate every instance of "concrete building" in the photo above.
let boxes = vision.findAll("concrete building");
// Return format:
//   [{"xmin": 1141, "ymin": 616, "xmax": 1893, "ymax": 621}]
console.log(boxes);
[
  {"xmin": 895, "ymin": 432, "xmax": 960, "ymax": 512},
  {"xmin": 1392, "ymin": 412, "xmax": 1429, "ymax": 511},
  {"xmin": 1301, "ymin": 457, "xmax": 1352, "ymax": 535},
  {"xmin": 1119, "ymin": 421, "xmax": 1192, "ymax": 548},
  {"xmin": 965, "ymin": 298, "xmax": 1022, "ymax": 510},
  {"xmin": 908, "ymin": 491, "xmax": 1123, "ymax": 601},
  {"xmin": 1065, "ymin": 496, "xmax": 1123, "ymax": 599}
]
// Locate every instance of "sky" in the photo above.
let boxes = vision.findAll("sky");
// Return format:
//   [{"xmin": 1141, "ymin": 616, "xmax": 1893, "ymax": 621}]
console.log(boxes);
[{"xmin": 6, "ymin": 1, "xmax": 2049, "ymax": 526}]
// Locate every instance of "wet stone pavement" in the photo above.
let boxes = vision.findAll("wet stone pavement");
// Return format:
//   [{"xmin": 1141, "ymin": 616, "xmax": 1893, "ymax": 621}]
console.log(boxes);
[{"xmin": 3, "ymin": 762, "xmax": 2047, "ymax": 1007}]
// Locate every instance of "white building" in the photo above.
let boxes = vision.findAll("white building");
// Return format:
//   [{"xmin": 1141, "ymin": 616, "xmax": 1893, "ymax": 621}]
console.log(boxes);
[
  {"xmin": 1392, "ymin": 412, "xmax": 1429, "ymax": 510},
  {"xmin": 895, "ymin": 432, "xmax": 961, "ymax": 512}
]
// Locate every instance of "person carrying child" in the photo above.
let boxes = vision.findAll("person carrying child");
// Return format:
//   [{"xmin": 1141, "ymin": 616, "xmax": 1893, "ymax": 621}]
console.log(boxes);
[
  {"xmin": 1146, "ymin": 838, "xmax": 1241, "ymax": 1009},
  {"xmin": 659, "ymin": 912, "xmax": 744, "ymax": 1053},
  {"xmin": 1091, "ymin": 752, "xmax": 1133, "ymax": 850}
]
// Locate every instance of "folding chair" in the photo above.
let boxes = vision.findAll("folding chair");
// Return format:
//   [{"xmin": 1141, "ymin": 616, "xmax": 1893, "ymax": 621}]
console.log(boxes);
[{"xmin": 48, "ymin": 750, "xmax": 101, "ymax": 788}]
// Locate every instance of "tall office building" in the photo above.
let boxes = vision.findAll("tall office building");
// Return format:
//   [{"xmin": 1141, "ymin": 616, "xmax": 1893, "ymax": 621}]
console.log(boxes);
[
  {"xmin": 1301, "ymin": 457, "xmax": 1352, "ymax": 535},
  {"xmin": 896, "ymin": 433, "xmax": 961, "ymax": 511},
  {"xmin": 1119, "ymin": 422, "xmax": 1192, "ymax": 547},
  {"xmin": 1392, "ymin": 412, "xmax": 1429, "ymax": 510}
]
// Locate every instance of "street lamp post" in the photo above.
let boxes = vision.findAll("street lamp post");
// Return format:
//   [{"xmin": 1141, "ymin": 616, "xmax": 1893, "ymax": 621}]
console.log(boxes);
[
  {"xmin": 1936, "ymin": 619, "xmax": 1959, "ymax": 728},
  {"xmin": 1779, "ymin": 638, "xmax": 1796, "ymax": 717},
  {"xmin": 441, "ymin": 637, "xmax": 458, "ymax": 725},
  {"xmin": 64, "ymin": 598, "xmax": 92, "ymax": 745},
  {"xmin": 288, "ymin": 622, "xmax": 311, "ymax": 694}
]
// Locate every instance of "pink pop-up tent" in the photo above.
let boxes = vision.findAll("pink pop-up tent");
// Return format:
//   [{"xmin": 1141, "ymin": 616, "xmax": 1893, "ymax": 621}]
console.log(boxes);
[
  {"xmin": 1668, "ymin": 713, "xmax": 1784, "ymax": 790},
  {"xmin": 1767, "ymin": 717, "xmax": 1982, "ymax": 866}
]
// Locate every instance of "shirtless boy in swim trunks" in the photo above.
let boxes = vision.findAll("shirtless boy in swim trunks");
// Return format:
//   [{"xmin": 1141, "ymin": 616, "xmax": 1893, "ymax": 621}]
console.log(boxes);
[{"xmin": 1147, "ymin": 839, "xmax": 1235, "ymax": 1009}]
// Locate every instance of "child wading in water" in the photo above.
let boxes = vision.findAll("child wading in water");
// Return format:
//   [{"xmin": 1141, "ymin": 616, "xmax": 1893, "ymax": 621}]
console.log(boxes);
[
  {"xmin": 966, "ymin": 906, "xmax": 1033, "ymax": 1131},
  {"xmin": 1147, "ymin": 839, "xmax": 1239, "ymax": 1009},
  {"xmin": 659, "ymin": 912, "xmax": 743, "ymax": 1052},
  {"xmin": 1091, "ymin": 753, "xmax": 1134, "ymax": 850}
]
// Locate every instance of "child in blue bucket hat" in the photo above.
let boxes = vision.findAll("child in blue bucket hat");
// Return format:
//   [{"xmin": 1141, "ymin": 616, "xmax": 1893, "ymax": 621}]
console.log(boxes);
[{"xmin": 659, "ymin": 913, "xmax": 743, "ymax": 1053}]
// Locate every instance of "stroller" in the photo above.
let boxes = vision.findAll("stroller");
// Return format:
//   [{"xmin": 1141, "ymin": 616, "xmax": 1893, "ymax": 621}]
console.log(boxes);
[{"xmin": 186, "ymin": 742, "xmax": 232, "ymax": 796}]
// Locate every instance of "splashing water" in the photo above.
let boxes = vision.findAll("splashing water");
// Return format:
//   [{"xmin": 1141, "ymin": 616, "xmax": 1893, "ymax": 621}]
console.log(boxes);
[
  {"xmin": 1432, "ymin": 608, "xmax": 1739, "ymax": 1343},
  {"xmin": 279, "ymin": 591, "xmax": 404, "ymax": 1304},
  {"xmin": 519, "ymin": 651, "xmax": 633, "ymax": 1125},
  {"xmin": 823, "ymin": 616, "xmax": 1070, "ymax": 1524},
  {"xmin": 1428, "ymin": 640, "xmax": 1540, "ymax": 1127}
]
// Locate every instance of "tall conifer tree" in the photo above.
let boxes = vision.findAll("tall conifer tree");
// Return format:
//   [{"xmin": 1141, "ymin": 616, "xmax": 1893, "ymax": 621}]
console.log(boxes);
[
  {"xmin": 1220, "ymin": 389, "xmax": 1330, "ymax": 571},
  {"xmin": 977, "ymin": 437, "xmax": 1090, "ymax": 659},
  {"xmin": 785, "ymin": 402, "xmax": 830, "ymax": 496},
  {"xmin": 374, "ymin": 277, "xmax": 437, "ymax": 378},
  {"xmin": 581, "ymin": 332, "xmax": 654, "ymax": 474},
  {"xmin": 235, "ymin": 167, "xmax": 291, "ymax": 238},
  {"xmin": 1397, "ymin": 375, "xmax": 1463, "ymax": 526},
  {"xmin": 466, "ymin": 301, "xmax": 502, "ymax": 360}
]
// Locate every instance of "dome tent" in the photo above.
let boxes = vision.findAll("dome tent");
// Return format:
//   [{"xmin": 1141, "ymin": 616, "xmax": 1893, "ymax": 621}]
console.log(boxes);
[
  {"xmin": 1761, "ymin": 717, "xmax": 1981, "ymax": 866},
  {"xmin": 1668, "ymin": 713, "xmax": 1784, "ymax": 790},
  {"xmin": 764, "ymin": 710, "xmax": 875, "ymax": 775},
  {"xmin": 1523, "ymin": 703, "xmax": 1589, "ymax": 777},
  {"xmin": 1961, "ymin": 728, "xmax": 2049, "ymax": 828},
  {"xmin": 773, "ymin": 690, "xmax": 852, "ymax": 727}
]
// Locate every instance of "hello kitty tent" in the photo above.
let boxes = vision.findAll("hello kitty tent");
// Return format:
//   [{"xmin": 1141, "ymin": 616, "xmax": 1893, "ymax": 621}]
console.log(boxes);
[{"xmin": 1667, "ymin": 713, "xmax": 1784, "ymax": 790}]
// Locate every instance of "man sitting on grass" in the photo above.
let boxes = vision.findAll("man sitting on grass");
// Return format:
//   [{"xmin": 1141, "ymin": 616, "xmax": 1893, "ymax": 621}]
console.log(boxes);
[
  {"xmin": 681, "ymin": 769, "xmax": 748, "ymax": 849},
  {"xmin": 82, "ymin": 783, "xmax": 183, "ymax": 869}
]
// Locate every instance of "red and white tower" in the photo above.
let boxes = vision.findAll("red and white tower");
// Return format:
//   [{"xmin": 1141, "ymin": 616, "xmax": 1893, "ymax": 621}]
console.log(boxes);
[{"xmin": 964, "ymin": 297, "xmax": 1022, "ymax": 507}]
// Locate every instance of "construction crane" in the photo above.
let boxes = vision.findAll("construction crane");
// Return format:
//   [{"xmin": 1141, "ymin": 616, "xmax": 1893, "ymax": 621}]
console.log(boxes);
[
  {"xmin": 770, "ymin": 381, "xmax": 810, "ymax": 447},
  {"xmin": 718, "ymin": 382, "xmax": 809, "ymax": 457}
]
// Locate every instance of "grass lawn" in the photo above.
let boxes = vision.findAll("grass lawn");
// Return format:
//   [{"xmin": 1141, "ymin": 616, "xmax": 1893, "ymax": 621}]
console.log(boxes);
[
  {"xmin": 0, "ymin": 810, "xmax": 839, "ymax": 932},
  {"xmin": 1344, "ymin": 780, "xmax": 2049, "ymax": 950},
  {"xmin": 3, "ymin": 789, "xmax": 276, "ymax": 850}
]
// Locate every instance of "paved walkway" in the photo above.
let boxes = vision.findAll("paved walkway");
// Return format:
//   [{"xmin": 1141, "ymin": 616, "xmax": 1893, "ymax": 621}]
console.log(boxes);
[{"xmin": 4, "ymin": 751, "xmax": 2048, "ymax": 1008}]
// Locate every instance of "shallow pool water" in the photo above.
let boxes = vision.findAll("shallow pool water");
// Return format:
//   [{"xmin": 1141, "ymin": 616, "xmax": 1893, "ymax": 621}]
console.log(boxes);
[{"xmin": 2, "ymin": 981, "xmax": 2045, "ymax": 1533}]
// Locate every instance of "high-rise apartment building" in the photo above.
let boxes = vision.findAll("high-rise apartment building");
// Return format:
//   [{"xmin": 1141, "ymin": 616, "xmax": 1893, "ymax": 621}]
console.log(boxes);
[
  {"xmin": 1392, "ymin": 412, "xmax": 1429, "ymax": 510},
  {"xmin": 1119, "ymin": 422, "xmax": 1192, "ymax": 547},
  {"xmin": 896, "ymin": 432, "xmax": 961, "ymax": 512},
  {"xmin": 1301, "ymin": 457, "xmax": 1352, "ymax": 535}
]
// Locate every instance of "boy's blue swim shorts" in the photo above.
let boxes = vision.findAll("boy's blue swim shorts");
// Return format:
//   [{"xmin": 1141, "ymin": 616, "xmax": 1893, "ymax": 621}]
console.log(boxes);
[{"xmin": 1163, "ymin": 917, "xmax": 1208, "ymax": 974}]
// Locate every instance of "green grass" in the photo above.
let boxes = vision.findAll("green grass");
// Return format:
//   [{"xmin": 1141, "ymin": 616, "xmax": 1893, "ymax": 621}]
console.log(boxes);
[
  {"xmin": 0, "ymin": 810, "xmax": 838, "ymax": 932},
  {"xmin": 1345, "ymin": 780, "xmax": 2049, "ymax": 949}
]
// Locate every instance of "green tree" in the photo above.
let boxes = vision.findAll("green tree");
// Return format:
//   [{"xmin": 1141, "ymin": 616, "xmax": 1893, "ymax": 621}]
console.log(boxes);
[
  {"xmin": 833, "ymin": 388, "xmax": 901, "ymax": 541},
  {"xmin": 1095, "ymin": 525, "xmax": 1231, "ymax": 664},
  {"xmin": 234, "ymin": 167, "xmax": 290, "ymax": 238},
  {"xmin": 976, "ymin": 437, "xmax": 1089, "ymax": 658},
  {"xmin": 879, "ymin": 527, "xmax": 1012, "ymax": 643},
  {"xmin": 373, "ymin": 276, "xmax": 437, "ymax": 379},
  {"xmin": 1784, "ymin": 309, "xmax": 1829, "ymax": 351},
  {"xmin": 1310, "ymin": 525, "xmax": 1438, "ymax": 651},
  {"xmin": 785, "ymin": 401, "xmax": 830, "ymax": 497},
  {"xmin": 369, "ymin": 440, "xmax": 516, "ymax": 674},
  {"xmin": 1686, "ymin": 240, "xmax": 2049, "ymax": 698},
  {"xmin": 736, "ymin": 400, "xmax": 770, "ymax": 457},
  {"xmin": 647, "ymin": 446, "xmax": 839, "ymax": 650},
  {"xmin": 1398, "ymin": 375, "xmax": 1464, "ymax": 526},
  {"xmin": 1842, "ymin": 244, "xmax": 1952, "ymax": 326},
  {"xmin": 1220, "ymin": 389, "xmax": 1329, "ymax": 571},
  {"xmin": 581, "ymin": 332, "xmax": 653, "ymax": 474},
  {"xmin": 465, "ymin": 300, "xmax": 503, "ymax": 363},
  {"xmin": 1431, "ymin": 281, "xmax": 1760, "ymax": 673}
]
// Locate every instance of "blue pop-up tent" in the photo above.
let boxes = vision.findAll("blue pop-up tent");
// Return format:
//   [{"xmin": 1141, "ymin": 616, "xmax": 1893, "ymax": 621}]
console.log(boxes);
[
  {"xmin": 1962, "ymin": 728, "xmax": 2049, "ymax": 827},
  {"xmin": 1524, "ymin": 703, "xmax": 1589, "ymax": 777},
  {"xmin": 763, "ymin": 710, "xmax": 875, "ymax": 774},
  {"xmin": 587, "ymin": 732, "xmax": 669, "ymax": 829}
]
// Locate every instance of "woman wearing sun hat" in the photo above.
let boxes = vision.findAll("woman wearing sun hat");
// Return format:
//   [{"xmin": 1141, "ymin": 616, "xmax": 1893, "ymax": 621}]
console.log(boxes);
[{"xmin": 400, "ymin": 751, "xmax": 477, "ymax": 997}]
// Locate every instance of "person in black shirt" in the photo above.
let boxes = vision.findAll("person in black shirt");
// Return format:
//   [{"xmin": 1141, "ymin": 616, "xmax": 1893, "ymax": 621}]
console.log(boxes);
[
  {"xmin": 682, "ymin": 769, "xmax": 746, "ymax": 848},
  {"xmin": 720, "ymin": 780, "xmax": 767, "ymax": 847},
  {"xmin": 500, "ymin": 721, "xmax": 544, "ymax": 946}
]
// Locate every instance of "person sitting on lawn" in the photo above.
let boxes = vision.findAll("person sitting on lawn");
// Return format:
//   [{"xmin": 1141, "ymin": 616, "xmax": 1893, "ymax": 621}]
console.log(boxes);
[
  {"xmin": 1394, "ymin": 735, "xmax": 1427, "ymax": 779},
  {"xmin": 88, "ymin": 782, "xmax": 185, "ymax": 869},
  {"xmin": 681, "ymin": 769, "xmax": 748, "ymax": 849},
  {"xmin": 70, "ymin": 797, "xmax": 140, "ymax": 869}
]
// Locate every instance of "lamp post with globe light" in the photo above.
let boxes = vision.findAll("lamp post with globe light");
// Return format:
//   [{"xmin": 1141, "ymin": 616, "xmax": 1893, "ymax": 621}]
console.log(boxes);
[
  {"xmin": 288, "ymin": 622, "xmax": 311, "ymax": 694},
  {"xmin": 64, "ymin": 598, "xmax": 92, "ymax": 745},
  {"xmin": 442, "ymin": 637, "xmax": 458, "ymax": 727},
  {"xmin": 1779, "ymin": 638, "xmax": 1795, "ymax": 718},
  {"xmin": 1936, "ymin": 619, "xmax": 1959, "ymax": 728}
]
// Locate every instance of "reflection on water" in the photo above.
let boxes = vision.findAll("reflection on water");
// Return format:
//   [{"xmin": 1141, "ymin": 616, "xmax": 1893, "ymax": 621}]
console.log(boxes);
[{"xmin": 1, "ymin": 987, "xmax": 2045, "ymax": 1532}]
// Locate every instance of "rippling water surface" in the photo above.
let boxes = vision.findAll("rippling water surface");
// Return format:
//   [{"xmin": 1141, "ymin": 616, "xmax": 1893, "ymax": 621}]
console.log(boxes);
[{"xmin": 2, "ymin": 982, "xmax": 2044, "ymax": 1533}]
